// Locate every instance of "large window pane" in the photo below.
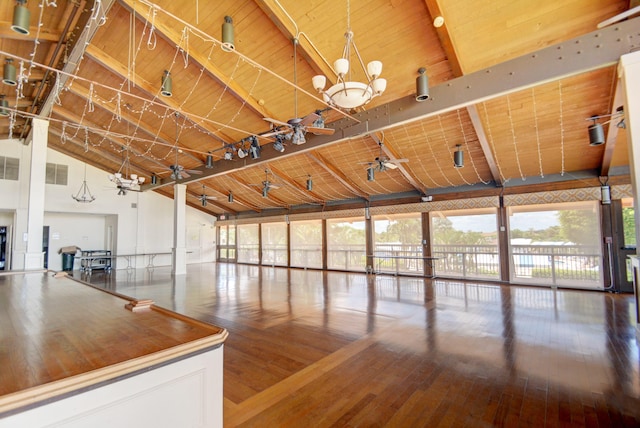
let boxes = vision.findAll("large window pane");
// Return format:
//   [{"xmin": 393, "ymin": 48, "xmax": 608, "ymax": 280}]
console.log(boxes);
[
  {"xmin": 431, "ymin": 208, "xmax": 499, "ymax": 280},
  {"xmin": 508, "ymin": 201, "xmax": 602, "ymax": 289},
  {"xmin": 262, "ymin": 222, "xmax": 287, "ymax": 266},
  {"xmin": 327, "ymin": 217, "xmax": 366, "ymax": 271},
  {"xmin": 373, "ymin": 213, "xmax": 423, "ymax": 275},
  {"xmin": 291, "ymin": 220, "xmax": 322, "ymax": 269},
  {"xmin": 622, "ymin": 198, "xmax": 636, "ymax": 248},
  {"xmin": 237, "ymin": 224, "xmax": 259, "ymax": 264}
]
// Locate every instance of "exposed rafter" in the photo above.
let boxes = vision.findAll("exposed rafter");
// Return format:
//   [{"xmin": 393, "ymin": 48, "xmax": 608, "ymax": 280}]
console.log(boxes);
[
  {"xmin": 230, "ymin": 174, "xmax": 290, "ymax": 208},
  {"xmin": 268, "ymin": 165, "xmax": 325, "ymax": 204},
  {"xmin": 600, "ymin": 70, "xmax": 625, "ymax": 177},
  {"xmin": 466, "ymin": 105, "xmax": 502, "ymax": 186},
  {"xmin": 369, "ymin": 133, "xmax": 426, "ymax": 195},
  {"xmin": 306, "ymin": 151, "xmax": 369, "ymax": 201}
]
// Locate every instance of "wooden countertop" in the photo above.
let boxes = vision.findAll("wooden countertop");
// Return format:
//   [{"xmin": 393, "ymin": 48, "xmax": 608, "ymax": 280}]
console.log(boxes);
[{"xmin": 0, "ymin": 271, "xmax": 227, "ymax": 416}]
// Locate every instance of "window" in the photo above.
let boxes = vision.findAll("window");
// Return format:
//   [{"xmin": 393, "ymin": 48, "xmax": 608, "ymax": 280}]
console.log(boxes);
[
  {"xmin": 291, "ymin": 220, "xmax": 322, "ymax": 269},
  {"xmin": 0, "ymin": 156, "xmax": 19, "ymax": 180},
  {"xmin": 237, "ymin": 224, "xmax": 259, "ymax": 264},
  {"xmin": 262, "ymin": 222, "xmax": 287, "ymax": 266},
  {"xmin": 507, "ymin": 201, "xmax": 602, "ymax": 289},
  {"xmin": 622, "ymin": 198, "xmax": 636, "ymax": 248},
  {"xmin": 431, "ymin": 208, "xmax": 499, "ymax": 280},
  {"xmin": 327, "ymin": 217, "xmax": 366, "ymax": 271},
  {"xmin": 373, "ymin": 213, "xmax": 423, "ymax": 275},
  {"xmin": 45, "ymin": 163, "xmax": 68, "ymax": 185},
  {"xmin": 217, "ymin": 224, "xmax": 236, "ymax": 261}
]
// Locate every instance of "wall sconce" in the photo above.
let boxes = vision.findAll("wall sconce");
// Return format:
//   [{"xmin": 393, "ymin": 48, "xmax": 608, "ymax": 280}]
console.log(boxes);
[
  {"xmin": 228, "ymin": 191, "xmax": 233, "ymax": 203},
  {"xmin": 0, "ymin": 95, "xmax": 9, "ymax": 117},
  {"xmin": 11, "ymin": 0, "xmax": 30, "ymax": 35},
  {"xmin": 365, "ymin": 206, "xmax": 371, "ymax": 220},
  {"xmin": 285, "ymin": 214, "xmax": 290, "ymax": 225},
  {"xmin": 161, "ymin": 70, "xmax": 172, "ymax": 97},
  {"xmin": 416, "ymin": 67, "xmax": 429, "ymax": 101},
  {"xmin": 454, "ymin": 144, "xmax": 464, "ymax": 168},
  {"xmin": 3, "ymin": 59, "xmax": 17, "ymax": 86},
  {"xmin": 205, "ymin": 153, "xmax": 214, "ymax": 168},
  {"xmin": 221, "ymin": 16, "xmax": 234, "ymax": 52},
  {"xmin": 306, "ymin": 175, "xmax": 313, "ymax": 191},
  {"xmin": 601, "ymin": 184, "xmax": 611, "ymax": 205}
]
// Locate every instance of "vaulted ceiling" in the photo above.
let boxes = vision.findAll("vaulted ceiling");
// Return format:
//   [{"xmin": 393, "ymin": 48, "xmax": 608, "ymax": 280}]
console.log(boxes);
[{"xmin": 0, "ymin": 0, "xmax": 636, "ymax": 217}]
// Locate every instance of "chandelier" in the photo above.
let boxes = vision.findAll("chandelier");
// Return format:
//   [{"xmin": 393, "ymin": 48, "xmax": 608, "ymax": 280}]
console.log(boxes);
[
  {"xmin": 108, "ymin": 147, "xmax": 145, "ymax": 195},
  {"xmin": 72, "ymin": 163, "xmax": 96, "ymax": 203},
  {"xmin": 311, "ymin": 0, "xmax": 386, "ymax": 110}
]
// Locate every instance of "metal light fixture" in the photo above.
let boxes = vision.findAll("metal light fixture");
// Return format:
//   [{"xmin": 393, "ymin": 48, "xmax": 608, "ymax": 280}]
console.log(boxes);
[
  {"xmin": 454, "ymin": 144, "xmax": 464, "ymax": 168},
  {"xmin": 262, "ymin": 186, "xmax": 269, "ymax": 198},
  {"xmin": 72, "ymin": 163, "xmax": 96, "ymax": 203},
  {"xmin": 588, "ymin": 117, "xmax": 605, "ymax": 146},
  {"xmin": 306, "ymin": 175, "xmax": 313, "ymax": 191},
  {"xmin": 249, "ymin": 136, "xmax": 260, "ymax": 159},
  {"xmin": 228, "ymin": 191, "xmax": 233, "ymax": 203},
  {"xmin": 416, "ymin": 67, "xmax": 429, "ymax": 101},
  {"xmin": 311, "ymin": 0, "xmax": 386, "ymax": 110},
  {"xmin": 601, "ymin": 184, "xmax": 611, "ymax": 205},
  {"xmin": 224, "ymin": 147, "xmax": 233, "ymax": 160},
  {"xmin": 0, "ymin": 96, "xmax": 9, "ymax": 117},
  {"xmin": 205, "ymin": 153, "xmax": 214, "ymax": 168},
  {"xmin": 3, "ymin": 59, "xmax": 17, "ymax": 86},
  {"xmin": 108, "ymin": 147, "xmax": 145, "ymax": 194},
  {"xmin": 151, "ymin": 173, "xmax": 158, "ymax": 185},
  {"xmin": 161, "ymin": 70, "xmax": 172, "ymax": 97},
  {"xmin": 221, "ymin": 16, "xmax": 234, "ymax": 52},
  {"xmin": 273, "ymin": 135, "xmax": 285, "ymax": 152},
  {"xmin": 291, "ymin": 127, "xmax": 306, "ymax": 145},
  {"xmin": 11, "ymin": 0, "xmax": 30, "ymax": 35},
  {"xmin": 367, "ymin": 166, "xmax": 375, "ymax": 182}
]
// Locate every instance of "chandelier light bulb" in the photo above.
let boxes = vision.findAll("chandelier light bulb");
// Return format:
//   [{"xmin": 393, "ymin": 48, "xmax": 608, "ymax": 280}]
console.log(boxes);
[
  {"xmin": 367, "ymin": 61, "xmax": 382, "ymax": 79},
  {"xmin": 334, "ymin": 58, "xmax": 349, "ymax": 77},
  {"xmin": 312, "ymin": 75, "xmax": 326, "ymax": 91},
  {"xmin": 372, "ymin": 78, "xmax": 387, "ymax": 95}
]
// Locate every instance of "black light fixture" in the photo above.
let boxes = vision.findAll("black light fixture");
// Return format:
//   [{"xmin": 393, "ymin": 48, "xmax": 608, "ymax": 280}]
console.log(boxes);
[
  {"xmin": 367, "ymin": 166, "xmax": 375, "ymax": 182},
  {"xmin": 161, "ymin": 70, "xmax": 172, "ymax": 97},
  {"xmin": 454, "ymin": 144, "xmax": 464, "ymax": 168},
  {"xmin": 588, "ymin": 116, "xmax": 605, "ymax": 146},
  {"xmin": 416, "ymin": 67, "xmax": 429, "ymax": 101},
  {"xmin": 228, "ymin": 191, "xmax": 233, "ymax": 203},
  {"xmin": 306, "ymin": 175, "xmax": 313, "ymax": 191},
  {"xmin": 151, "ymin": 173, "xmax": 158, "ymax": 185},
  {"xmin": 11, "ymin": 0, "xmax": 30, "ymax": 36},
  {"xmin": 249, "ymin": 136, "xmax": 260, "ymax": 159},
  {"xmin": 205, "ymin": 153, "xmax": 214, "ymax": 168},
  {"xmin": 0, "ymin": 95, "xmax": 9, "ymax": 117},
  {"xmin": 3, "ymin": 59, "xmax": 17, "ymax": 86},
  {"xmin": 221, "ymin": 16, "xmax": 234, "ymax": 52}
]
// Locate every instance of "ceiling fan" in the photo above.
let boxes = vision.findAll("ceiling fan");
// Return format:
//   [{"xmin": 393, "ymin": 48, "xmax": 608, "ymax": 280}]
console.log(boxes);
[
  {"xmin": 161, "ymin": 148, "xmax": 203, "ymax": 180},
  {"xmin": 263, "ymin": 110, "xmax": 335, "ymax": 145},
  {"xmin": 362, "ymin": 142, "xmax": 409, "ymax": 172},
  {"xmin": 251, "ymin": 169, "xmax": 281, "ymax": 197},
  {"xmin": 194, "ymin": 184, "xmax": 217, "ymax": 207}
]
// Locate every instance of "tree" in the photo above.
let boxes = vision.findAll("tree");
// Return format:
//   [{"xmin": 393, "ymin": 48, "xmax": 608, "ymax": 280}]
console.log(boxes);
[
  {"xmin": 622, "ymin": 207, "xmax": 636, "ymax": 246},
  {"xmin": 557, "ymin": 209, "xmax": 598, "ymax": 246}
]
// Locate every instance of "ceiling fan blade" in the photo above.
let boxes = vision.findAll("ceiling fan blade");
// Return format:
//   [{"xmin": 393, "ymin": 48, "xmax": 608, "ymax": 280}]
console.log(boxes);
[
  {"xmin": 307, "ymin": 126, "xmax": 335, "ymax": 135},
  {"xmin": 384, "ymin": 162, "xmax": 399, "ymax": 170},
  {"xmin": 185, "ymin": 169, "xmax": 203, "ymax": 175},
  {"xmin": 300, "ymin": 112, "xmax": 320, "ymax": 126},
  {"xmin": 264, "ymin": 117, "xmax": 290, "ymax": 127}
]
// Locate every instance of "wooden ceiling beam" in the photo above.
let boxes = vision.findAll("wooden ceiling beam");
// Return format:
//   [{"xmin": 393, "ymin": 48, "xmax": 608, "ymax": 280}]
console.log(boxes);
[
  {"xmin": 422, "ymin": 0, "xmax": 463, "ymax": 77},
  {"xmin": 230, "ymin": 173, "xmax": 290, "ymax": 208},
  {"xmin": 306, "ymin": 151, "xmax": 369, "ymax": 201},
  {"xmin": 369, "ymin": 133, "xmax": 426, "ymax": 195},
  {"xmin": 119, "ymin": 0, "xmax": 276, "ymax": 120},
  {"xmin": 253, "ymin": 0, "xmax": 336, "ymax": 84},
  {"xmin": 466, "ymin": 105, "xmax": 503, "ymax": 186},
  {"xmin": 600, "ymin": 70, "xmax": 625, "ymax": 177},
  {"xmin": 267, "ymin": 165, "xmax": 325, "ymax": 204},
  {"xmin": 0, "ymin": 23, "xmax": 61, "ymax": 42},
  {"xmin": 84, "ymin": 45, "xmax": 233, "ymax": 145}
]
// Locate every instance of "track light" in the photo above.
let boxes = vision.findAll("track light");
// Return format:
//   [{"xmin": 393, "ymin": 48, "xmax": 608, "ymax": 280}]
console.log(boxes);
[
  {"xmin": 205, "ymin": 153, "xmax": 213, "ymax": 168},
  {"xmin": 161, "ymin": 70, "xmax": 172, "ymax": 97},
  {"xmin": 221, "ymin": 16, "xmax": 234, "ymax": 52},
  {"xmin": 224, "ymin": 150, "xmax": 233, "ymax": 160},
  {"xmin": 273, "ymin": 135, "xmax": 285, "ymax": 153},
  {"xmin": 416, "ymin": 67, "xmax": 429, "ymax": 101},
  {"xmin": 249, "ymin": 136, "xmax": 260, "ymax": 159},
  {"xmin": 291, "ymin": 127, "xmax": 306, "ymax": 145},
  {"xmin": 3, "ymin": 59, "xmax": 17, "ymax": 86},
  {"xmin": 11, "ymin": 0, "xmax": 30, "ymax": 36},
  {"xmin": 454, "ymin": 144, "xmax": 464, "ymax": 168},
  {"xmin": 306, "ymin": 175, "xmax": 313, "ymax": 191},
  {"xmin": 367, "ymin": 167, "xmax": 375, "ymax": 182},
  {"xmin": 0, "ymin": 96, "xmax": 9, "ymax": 117},
  {"xmin": 151, "ymin": 174, "xmax": 157, "ymax": 185},
  {"xmin": 228, "ymin": 191, "xmax": 233, "ymax": 203}
]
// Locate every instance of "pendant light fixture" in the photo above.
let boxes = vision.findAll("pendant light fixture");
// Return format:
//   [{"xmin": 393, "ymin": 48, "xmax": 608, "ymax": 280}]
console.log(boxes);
[
  {"xmin": 11, "ymin": 0, "xmax": 30, "ymax": 36},
  {"xmin": 367, "ymin": 166, "xmax": 375, "ymax": 182},
  {"xmin": 311, "ymin": 0, "xmax": 386, "ymax": 110},
  {"xmin": 221, "ymin": 16, "xmax": 234, "ymax": 52},
  {"xmin": 3, "ymin": 59, "xmax": 17, "ymax": 86},
  {"xmin": 306, "ymin": 175, "xmax": 313, "ymax": 191},
  {"xmin": 228, "ymin": 191, "xmax": 233, "ymax": 203},
  {"xmin": 0, "ymin": 95, "xmax": 9, "ymax": 117},
  {"xmin": 72, "ymin": 163, "xmax": 96, "ymax": 203},
  {"xmin": 161, "ymin": 70, "xmax": 172, "ymax": 97},
  {"xmin": 453, "ymin": 144, "xmax": 464, "ymax": 168},
  {"xmin": 416, "ymin": 67, "xmax": 430, "ymax": 101},
  {"xmin": 205, "ymin": 153, "xmax": 214, "ymax": 168},
  {"xmin": 588, "ymin": 116, "xmax": 605, "ymax": 146}
]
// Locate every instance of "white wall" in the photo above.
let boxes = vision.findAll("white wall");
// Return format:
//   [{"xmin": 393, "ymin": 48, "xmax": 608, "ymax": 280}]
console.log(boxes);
[{"xmin": 0, "ymin": 139, "xmax": 216, "ymax": 271}]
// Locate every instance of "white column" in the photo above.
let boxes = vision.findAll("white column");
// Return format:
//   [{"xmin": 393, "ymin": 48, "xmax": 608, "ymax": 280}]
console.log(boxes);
[
  {"xmin": 24, "ymin": 118, "xmax": 49, "ymax": 270},
  {"xmin": 620, "ymin": 50, "xmax": 640, "ymax": 334},
  {"xmin": 172, "ymin": 183, "xmax": 187, "ymax": 275}
]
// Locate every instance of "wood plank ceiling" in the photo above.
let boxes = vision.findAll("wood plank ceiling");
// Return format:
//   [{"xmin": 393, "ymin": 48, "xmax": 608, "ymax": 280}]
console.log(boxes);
[{"xmin": 0, "ymin": 0, "xmax": 634, "ymax": 217}]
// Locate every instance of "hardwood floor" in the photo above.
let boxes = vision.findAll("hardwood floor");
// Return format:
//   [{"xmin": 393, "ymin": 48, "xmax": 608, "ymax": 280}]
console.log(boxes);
[{"xmin": 85, "ymin": 263, "xmax": 640, "ymax": 427}]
